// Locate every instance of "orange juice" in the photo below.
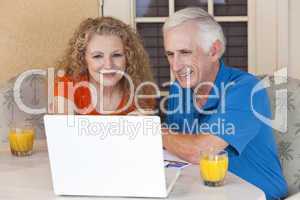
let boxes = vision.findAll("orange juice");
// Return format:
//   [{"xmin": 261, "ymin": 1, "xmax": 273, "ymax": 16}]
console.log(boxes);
[
  {"xmin": 199, "ymin": 150, "xmax": 228, "ymax": 186},
  {"xmin": 8, "ymin": 128, "xmax": 35, "ymax": 156}
]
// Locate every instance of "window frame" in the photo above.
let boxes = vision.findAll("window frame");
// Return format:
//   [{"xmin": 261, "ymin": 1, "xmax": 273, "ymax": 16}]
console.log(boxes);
[
  {"xmin": 102, "ymin": 0, "xmax": 289, "ymax": 94},
  {"xmin": 131, "ymin": 0, "xmax": 254, "ymax": 96}
]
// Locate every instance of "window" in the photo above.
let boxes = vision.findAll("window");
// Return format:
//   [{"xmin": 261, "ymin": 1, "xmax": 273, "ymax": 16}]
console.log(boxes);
[{"xmin": 132, "ymin": 0, "xmax": 249, "ymax": 92}]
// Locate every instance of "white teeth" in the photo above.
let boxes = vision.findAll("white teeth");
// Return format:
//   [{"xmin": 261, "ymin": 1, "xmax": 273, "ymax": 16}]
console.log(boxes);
[
  {"xmin": 98, "ymin": 70, "xmax": 118, "ymax": 74},
  {"xmin": 178, "ymin": 68, "xmax": 192, "ymax": 77}
]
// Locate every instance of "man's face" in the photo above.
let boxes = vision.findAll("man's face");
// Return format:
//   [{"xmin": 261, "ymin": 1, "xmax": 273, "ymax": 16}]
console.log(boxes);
[{"xmin": 163, "ymin": 22, "xmax": 218, "ymax": 88}]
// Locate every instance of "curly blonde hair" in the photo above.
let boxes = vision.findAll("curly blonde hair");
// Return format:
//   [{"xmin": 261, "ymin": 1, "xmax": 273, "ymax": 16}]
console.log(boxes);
[{"xmin": 57, "ymin": 17, "xmax": 156, "ymax": 109}]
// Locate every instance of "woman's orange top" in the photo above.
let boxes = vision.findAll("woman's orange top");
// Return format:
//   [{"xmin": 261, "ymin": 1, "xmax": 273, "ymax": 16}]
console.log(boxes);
[{"xmin": 53, "ymin": 74, "xmax": 136, "ymax": 115}]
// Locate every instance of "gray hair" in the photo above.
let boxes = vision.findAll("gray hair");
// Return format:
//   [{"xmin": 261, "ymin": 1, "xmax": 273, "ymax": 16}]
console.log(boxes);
[{"xmin": 163, "ymin": 7, "xmax": 226, "ymax": 58}]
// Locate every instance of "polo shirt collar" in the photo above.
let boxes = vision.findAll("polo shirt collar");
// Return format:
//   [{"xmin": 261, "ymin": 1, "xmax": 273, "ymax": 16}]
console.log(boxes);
[{"xmin": 197, "ymin": 60, "xmax": 230, "ymax": 111}]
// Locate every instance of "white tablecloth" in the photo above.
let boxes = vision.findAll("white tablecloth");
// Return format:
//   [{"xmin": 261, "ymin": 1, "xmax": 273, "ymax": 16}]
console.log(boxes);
[{"xmin": 0, "ymin": 140, "xmax": 266, "ymax": 200}]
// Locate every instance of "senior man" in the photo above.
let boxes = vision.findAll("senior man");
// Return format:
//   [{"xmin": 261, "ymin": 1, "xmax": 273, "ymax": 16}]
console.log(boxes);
[{"xmin": 162, "ymin": 7, "xmax": 287, "ymax": 200}]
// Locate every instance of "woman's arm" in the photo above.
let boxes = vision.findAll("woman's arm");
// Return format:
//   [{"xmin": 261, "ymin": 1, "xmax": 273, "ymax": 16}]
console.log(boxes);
[{"xmin": 48, "ymin": 96, "xmax": 74, "ymax": 114}]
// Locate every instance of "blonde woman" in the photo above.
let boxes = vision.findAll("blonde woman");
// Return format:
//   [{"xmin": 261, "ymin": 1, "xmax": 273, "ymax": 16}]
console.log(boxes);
[{"xmin": 52, "ymin": 17, "xmax": 156, "ymax": 115}]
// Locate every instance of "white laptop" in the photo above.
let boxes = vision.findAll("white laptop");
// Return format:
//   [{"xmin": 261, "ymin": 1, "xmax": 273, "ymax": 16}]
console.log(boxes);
[{"xmin": 44, "ymin": 115, "xmax": 184, "ymax": 198}]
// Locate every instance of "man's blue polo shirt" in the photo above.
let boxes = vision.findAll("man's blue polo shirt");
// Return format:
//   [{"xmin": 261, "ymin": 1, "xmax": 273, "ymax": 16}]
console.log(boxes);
[{"xmin": 165, "ymin": 62, "xmax": 288, "ymax": 200}]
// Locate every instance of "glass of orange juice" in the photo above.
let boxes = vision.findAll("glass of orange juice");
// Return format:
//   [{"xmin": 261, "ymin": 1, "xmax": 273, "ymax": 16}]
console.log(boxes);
[
  {"xmin": 199, "ymin": 149, "xmax": 228, "ymax": 187},
  {"xmin": 8, "ymin": 124, "xmax": 35, "ymax": 156}
]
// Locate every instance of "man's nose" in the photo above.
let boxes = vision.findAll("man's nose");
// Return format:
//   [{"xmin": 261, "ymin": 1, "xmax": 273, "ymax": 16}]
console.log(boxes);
[{"xmin": 172, "ymin": 54, "xmax": 184, "ymax": 72}]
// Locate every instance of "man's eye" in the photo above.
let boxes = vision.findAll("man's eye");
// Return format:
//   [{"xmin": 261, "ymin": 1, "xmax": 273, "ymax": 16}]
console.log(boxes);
[
  {"xmin": 181, "ymin": 51, "xmax": 191, "ymax": 55},
  {"xmin": 166, "ymin": 53, "xmax": 174, "ymax": 57}
]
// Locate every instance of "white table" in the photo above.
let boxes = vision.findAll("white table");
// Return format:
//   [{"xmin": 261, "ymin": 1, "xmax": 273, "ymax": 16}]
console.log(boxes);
[{"xmin": 0, "ymin": 140, "xmax": 266, "ymax": 200}]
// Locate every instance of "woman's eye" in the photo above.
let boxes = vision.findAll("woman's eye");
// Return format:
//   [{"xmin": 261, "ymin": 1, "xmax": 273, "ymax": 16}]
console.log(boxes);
[
  {"xmin": 112, "ymin": 53, "xmax": 124, "ymax": 58},
  {"xmin": 93, "ymin": 55, "xmax": 102, "ymax": 59}
]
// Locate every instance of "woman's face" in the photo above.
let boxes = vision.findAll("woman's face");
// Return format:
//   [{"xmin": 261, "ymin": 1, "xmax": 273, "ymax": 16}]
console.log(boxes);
[{"xmin": 85, "ymin": 34, "xmax": 126, "ymax": 87}]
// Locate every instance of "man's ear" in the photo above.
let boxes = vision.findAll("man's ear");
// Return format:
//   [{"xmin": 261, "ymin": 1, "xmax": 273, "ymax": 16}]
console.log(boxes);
[{"xmin": 209, "ymin": 40, "xmax": 222, "ymax": 61}]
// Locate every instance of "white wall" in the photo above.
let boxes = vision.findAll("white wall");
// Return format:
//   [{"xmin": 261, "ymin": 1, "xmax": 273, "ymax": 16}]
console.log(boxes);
[
  {"xmin": 288, "ymin": 0, "xmax": 300, "ymax": 79},
  {"xmin": 103, "ymin": 0, "xmax": 132, "ymax": 25},
  {"xmin": 254, "ymin": 0, "xmax": 278, "ymax": 75}
]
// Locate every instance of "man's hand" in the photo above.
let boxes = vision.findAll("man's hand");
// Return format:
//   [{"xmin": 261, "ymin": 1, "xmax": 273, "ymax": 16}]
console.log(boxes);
[{"xmin": 162, "ymin": 128, "xmax": 228, "ymax": 164}]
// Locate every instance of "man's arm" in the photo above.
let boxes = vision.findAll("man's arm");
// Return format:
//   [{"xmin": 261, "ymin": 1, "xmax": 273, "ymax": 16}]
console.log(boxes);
[{"xmin": 162, "ymin": 129, "xmax": 228, "ymax": 164}]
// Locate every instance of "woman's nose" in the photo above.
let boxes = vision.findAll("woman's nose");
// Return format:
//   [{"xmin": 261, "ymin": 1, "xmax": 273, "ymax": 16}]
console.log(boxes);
[{"xmin": 103, "ymin": 56, "xmax": 113, "ymax": 69}]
